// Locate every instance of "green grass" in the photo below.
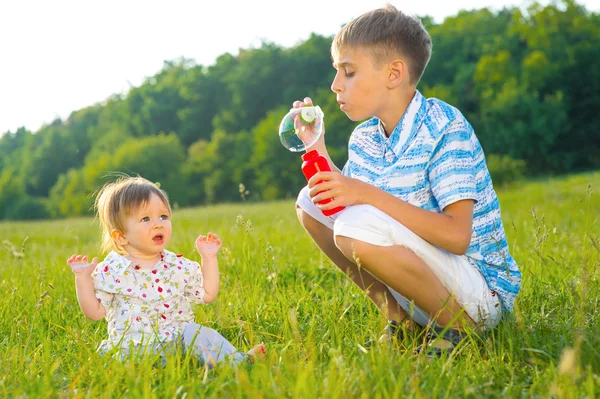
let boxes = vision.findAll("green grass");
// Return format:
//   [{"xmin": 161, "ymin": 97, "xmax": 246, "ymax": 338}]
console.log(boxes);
[{"xmin": 1, "ymin": 173, "xmax": 599, "ymax": 398}]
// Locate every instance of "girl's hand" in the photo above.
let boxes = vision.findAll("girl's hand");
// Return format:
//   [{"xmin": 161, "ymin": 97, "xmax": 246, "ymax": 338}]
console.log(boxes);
[
  {"xmin": 67, "ymin": 254, "xmax": 98, "ymax": 276},
  {"xmin": 195, "ymin": 233, "xmax": 222, "ymax": 258}
]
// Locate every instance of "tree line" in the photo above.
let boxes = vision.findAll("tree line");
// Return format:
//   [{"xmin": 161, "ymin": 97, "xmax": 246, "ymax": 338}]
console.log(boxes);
[{"xmin": 1, "ymin": 0, "xmax": 598, "ymax": 220}]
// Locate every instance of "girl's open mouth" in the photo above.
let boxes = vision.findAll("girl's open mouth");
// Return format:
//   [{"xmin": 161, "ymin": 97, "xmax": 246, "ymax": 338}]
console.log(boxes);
[{"xmin": 152, "ymin": 234, "xmax": 164, "ymax": 244}]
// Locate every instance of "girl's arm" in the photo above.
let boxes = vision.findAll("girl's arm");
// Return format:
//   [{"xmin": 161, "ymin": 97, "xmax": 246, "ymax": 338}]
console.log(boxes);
[
  {"xmin": 75, "ymin": 274, "xmax": 106, "ymax": 320},
  {"xmin": 195, "ymin": 233, "xmax": 222, "ymax": 304},
  {"xmin": 199, "ymin": 255, "xmax": 219, "ymax": 303},
  {"xmin": 67, "ymin": 254, "xmax": 106, "ymax": 320}
]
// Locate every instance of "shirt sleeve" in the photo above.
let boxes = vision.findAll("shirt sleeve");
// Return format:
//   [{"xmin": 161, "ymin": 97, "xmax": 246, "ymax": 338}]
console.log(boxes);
[
  {"xmin": 94, "ymin": 289, "xmax": 114, "ymax": 310},
  {"xmin": 91, "ymin": 270, "xmax": 114, "ymax": 310},
  {"xmin": 428, "ymin": 119, "xmax": 478, "ymax": 210},
  {"xmin": 341, "ymin": 160, "xmax": 351, "ymax": 177},
  {"xmin": 184, "ymin": 261, "xmax": 206, "ymax": 304}
]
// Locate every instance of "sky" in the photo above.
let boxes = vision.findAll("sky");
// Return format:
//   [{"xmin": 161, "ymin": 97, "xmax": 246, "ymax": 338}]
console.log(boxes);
[{"xmin": 1, "ymin": 0, "xmax": 599, "ymax": 135}]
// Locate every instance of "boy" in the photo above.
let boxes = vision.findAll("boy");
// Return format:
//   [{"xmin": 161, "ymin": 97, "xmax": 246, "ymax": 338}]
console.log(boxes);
[{"xmin": 294, "ymin": 4, "xmax": 521, "ymax": 355}]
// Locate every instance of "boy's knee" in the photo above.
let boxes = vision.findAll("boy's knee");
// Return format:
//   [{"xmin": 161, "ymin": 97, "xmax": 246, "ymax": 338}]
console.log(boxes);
[
  {"xmin": 296, "ymin": 187, "xmax": 312, "ymax": 225},
  {"xmin": 296, "ymin": 186, "xmax": 336, "ymax": 234},
  {"xmin": 333, "ymin": 235, "xmax": 352, "ymax": 259},
  {"xmin": 296, "ymin": 206, "xmax": 312, "ymax": 228},
  {"xmin": 334, "ymin": 235, "xmax": 374, "ymax": 263},
  {"xmin": 297, "ymin": 206, "xmax": 329, "ymax": 236}
]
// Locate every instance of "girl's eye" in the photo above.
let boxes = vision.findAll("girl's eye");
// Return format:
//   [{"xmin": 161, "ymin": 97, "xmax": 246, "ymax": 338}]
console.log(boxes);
[
  {"xmin": 345, "ymin": 71, "xmax": 355, "ymax": 77},
  {"xmin": 160, "ymin": 215, "xmax": 169, "ymax": 220},
  {"xmin": 141, "ymin": 217, "xmax": 150, "ymax": 222}
]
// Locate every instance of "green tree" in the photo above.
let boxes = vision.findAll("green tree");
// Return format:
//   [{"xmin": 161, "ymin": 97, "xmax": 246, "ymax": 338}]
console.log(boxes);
[
  {"xmin": 20, "ymin": 120, "xmax": 84, "ymax": 197},
  {"xmin": 110, "ymin": 133, "xmax": 188, "ymax": 205},
  {"xmin": 191, "ymin": 130, "xmax": 253, "ymax": 204}
]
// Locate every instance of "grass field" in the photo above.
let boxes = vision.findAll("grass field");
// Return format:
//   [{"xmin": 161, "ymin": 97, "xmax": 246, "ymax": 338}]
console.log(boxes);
[{"xmin": 1, "ymin": 173, "xmax": 599, "ymax": 398}]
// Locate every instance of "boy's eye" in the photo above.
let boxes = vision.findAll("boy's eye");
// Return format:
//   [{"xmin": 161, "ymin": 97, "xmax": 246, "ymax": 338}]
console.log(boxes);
[
  {"xmin": 141, "ymin": 216, "xmax": 150, "ymax": 222},
  {"xmin": 345, "ymin": 71, "xmax": 355, "ymax": 77},
  {"xmin": 160, "ymin": 215, "xmax": 169, "ymax": 220}
]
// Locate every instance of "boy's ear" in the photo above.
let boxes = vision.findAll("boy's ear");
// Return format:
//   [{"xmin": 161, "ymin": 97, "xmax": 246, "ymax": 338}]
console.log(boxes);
[
  {"xmin": 111, "ymin": 229, "xmax": 127, "ymax": 246},
  {"xmin": 387, "ymin": 59, "xmax": 408, "ymax": 89}
]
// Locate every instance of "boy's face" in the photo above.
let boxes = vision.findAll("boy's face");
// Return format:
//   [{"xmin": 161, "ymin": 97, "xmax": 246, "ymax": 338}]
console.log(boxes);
[
  {"xmin": 331, "ymin": 46, "xmax": 391, "ymax": 121},
  {"xmin": 116, "ymin": 193, "xmax": 172, "ymax": 258}
]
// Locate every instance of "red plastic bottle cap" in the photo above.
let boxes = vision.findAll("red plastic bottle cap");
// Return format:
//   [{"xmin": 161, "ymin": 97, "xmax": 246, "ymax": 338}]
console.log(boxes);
[{"xmin": 301, "ymin": 150, "xmax": 319, "ymax": 161}]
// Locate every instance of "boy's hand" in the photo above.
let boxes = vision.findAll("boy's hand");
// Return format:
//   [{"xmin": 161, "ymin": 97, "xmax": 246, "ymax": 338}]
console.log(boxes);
[
  {"xmin": 196, "ymin": 232, "xmax": 222, "ymax": 258},
  {"xmin": 308, "ymin": 172, "xmax": 370, "ymax": 210},
  {"xmin": 67, "ymin": 254, "xmax": 98, "ymax": 276},
  {"xmin": 292, "ymin": 97, "xmax": 325, "ymax": 148}
]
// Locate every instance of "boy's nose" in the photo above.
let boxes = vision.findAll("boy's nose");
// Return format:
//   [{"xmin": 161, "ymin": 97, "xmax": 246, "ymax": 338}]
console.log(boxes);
[
  {"xmin": 331, "ymin": 74, "xmax": 343, "ymax": 93},
  {"xmin": 331, "ymin": 81, "xmax": 342, "ymax": 93}
]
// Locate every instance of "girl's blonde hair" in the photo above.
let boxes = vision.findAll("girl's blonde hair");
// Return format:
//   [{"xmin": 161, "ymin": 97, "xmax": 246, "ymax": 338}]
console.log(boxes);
[{"xmin": 94, "ymin": 176, "xmax": 171, "ymax": 254}]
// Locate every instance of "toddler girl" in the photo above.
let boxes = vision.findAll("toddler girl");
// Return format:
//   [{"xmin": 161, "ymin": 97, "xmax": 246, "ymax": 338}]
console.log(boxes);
[{"xmin": 67, "ymin": 176, "xmax": 265, "ymax": 366}]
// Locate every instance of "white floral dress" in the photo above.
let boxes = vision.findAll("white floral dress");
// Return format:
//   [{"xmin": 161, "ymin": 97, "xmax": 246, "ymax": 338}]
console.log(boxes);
[{"xmin": 92, "ymin": 250, "xmax": 206, "ymax": 353}]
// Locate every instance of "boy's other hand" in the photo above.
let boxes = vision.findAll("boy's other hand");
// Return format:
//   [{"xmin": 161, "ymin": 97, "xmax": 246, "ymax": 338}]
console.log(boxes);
[
  {"xmin": 67, "ymin": 254, "xmax": 98, "ymax": 276},
  {"xmin": 308, "ymin": 172, "xmax": 369, "ymax": 210},
  {"xmin": 196, "ymin": 232, "xmax": 222, "ymax": 258}
]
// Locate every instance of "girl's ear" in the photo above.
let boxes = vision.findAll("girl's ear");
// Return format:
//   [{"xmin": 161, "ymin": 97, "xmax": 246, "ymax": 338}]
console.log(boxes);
[{"xmin": 111, "ymin": 229, "xmax": 127, "ymax": 247}]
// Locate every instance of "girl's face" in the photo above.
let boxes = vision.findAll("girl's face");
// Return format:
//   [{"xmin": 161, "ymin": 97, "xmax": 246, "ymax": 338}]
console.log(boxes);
[{"xmin": 115, "ymin": 193, "xmax": 172, "ymax": 259}]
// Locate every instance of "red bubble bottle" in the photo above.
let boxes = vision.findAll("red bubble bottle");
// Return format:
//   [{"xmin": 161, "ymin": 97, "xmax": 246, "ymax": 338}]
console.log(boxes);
[{"xmin": 301, "ymin": 150, "xmax": 345, "ymax": 216}]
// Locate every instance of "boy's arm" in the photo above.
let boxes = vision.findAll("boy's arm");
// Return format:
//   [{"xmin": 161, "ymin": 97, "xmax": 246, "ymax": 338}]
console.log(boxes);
[
  {"xmin": 363, "ymin": 187, "xmax": 474, "ymax": 255},
  {"xmin": 312, "ymin": 179, "xmax": 474, "ymax": 255},
  {"xmin": 310, "ymin": 139, "xmax": 341, "ymax": 174},
  {"xmin": 75, "ymin": 274, "xmax": 106, "ymax": 321},
  {"xmin": 309, "ymin": 120, "xmax": 478, "ymax": 255}
]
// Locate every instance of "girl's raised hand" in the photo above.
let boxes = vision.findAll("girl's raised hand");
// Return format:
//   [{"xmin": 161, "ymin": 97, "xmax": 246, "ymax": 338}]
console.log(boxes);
[
  {"xmin": 67, "ymin": 254, "xmax": 98, "ymax": 276},
  {"xmin": 195, "ymin": 233, "xmax": 222, "ymax": 257}
]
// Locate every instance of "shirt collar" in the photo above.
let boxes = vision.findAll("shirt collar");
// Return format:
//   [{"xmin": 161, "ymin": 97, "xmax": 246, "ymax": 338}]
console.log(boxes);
[
  {"xmin": 103, "ymin": 250, "xmax": 179, "ymax": 275},
  {"xmin": 377, "ymin": 90, "xmax": 427, "ymax": 157},
  {"xmin": 161, "ymin": 250, "xmax": 179, "ymax": 266}
]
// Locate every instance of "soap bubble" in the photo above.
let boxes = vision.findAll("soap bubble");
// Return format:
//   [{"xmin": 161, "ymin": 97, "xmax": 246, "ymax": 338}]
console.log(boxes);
[{"xmin": 278, "ymin": 106, "xmax": 324, "ymax": 152}]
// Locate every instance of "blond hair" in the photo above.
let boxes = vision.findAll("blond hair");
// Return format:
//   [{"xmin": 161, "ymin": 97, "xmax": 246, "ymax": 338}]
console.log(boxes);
[
  {"xmin": 94, "ymin": 176, "xmax": 171, "ymax": 254},
  {"xmin": 331, "ymin": 3, "xmax": 432, "ymax": 85}
]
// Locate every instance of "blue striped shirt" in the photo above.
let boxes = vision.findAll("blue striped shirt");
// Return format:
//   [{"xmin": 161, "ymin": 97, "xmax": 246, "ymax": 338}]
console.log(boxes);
[{"xmin": 341, "ymin": 90, "xmax": 521, "ymax": 312}]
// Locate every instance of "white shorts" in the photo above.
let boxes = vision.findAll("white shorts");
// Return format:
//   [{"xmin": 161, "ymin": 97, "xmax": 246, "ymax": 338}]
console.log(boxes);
[{"xmin": 297, "ymin": 187, "xmax": 502, "ymax": 330}]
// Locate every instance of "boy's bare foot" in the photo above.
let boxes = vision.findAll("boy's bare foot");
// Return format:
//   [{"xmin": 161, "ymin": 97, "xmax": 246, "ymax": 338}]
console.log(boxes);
[{"xmin": 246, "ymin": 344, "xmax": 267, "ymax": 362}]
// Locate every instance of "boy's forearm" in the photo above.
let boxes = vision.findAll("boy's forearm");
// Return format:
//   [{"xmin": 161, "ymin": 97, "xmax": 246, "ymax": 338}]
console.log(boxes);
[
  {"xmin": 75, "ymin": 275, "xmax": 106, "ymax": 321},
  {"xmin": 363, "ymin": 184, "xmax": 472, "ymax": 255},
  {"xmin": 311, "ymin": 141, "xmax": 341, "ymax": 173},
  {"xmin": 200, "ymin": 256, "xmax": 220, "ymax": 303}
]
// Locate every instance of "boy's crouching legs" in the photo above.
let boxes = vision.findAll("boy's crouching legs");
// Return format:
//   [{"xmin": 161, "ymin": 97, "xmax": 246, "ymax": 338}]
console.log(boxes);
[
  {"xmin": 296, "ymin": 204, "xmax": 407, "ymax": 325},
  {"xmin": 333, "ymin": 235, "xmax": 474, "ymax": 330}
]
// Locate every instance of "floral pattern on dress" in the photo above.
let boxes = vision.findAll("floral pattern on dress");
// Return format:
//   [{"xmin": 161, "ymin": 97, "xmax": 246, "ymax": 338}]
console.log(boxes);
[{"xmin": 91, "ymin": 250, "xmax": 206, "ymax": 353}]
